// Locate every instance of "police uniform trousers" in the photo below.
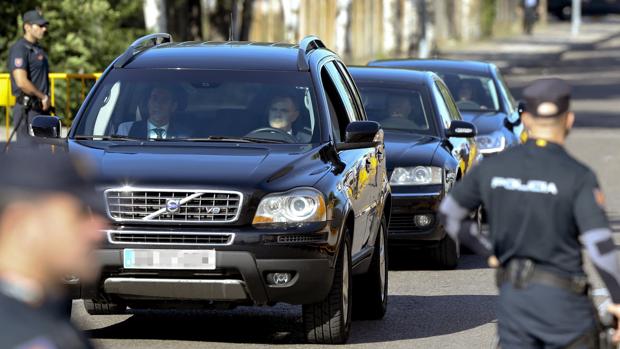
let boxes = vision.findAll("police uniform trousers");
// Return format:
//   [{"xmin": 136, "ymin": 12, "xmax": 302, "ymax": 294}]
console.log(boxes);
[
  {"xmin": 498, "ymin": 282, "xmax": 597, "ymax": 349},
  {"xmin": 11, "ymin": 103, "xmax": 48, "ymax": 144}
]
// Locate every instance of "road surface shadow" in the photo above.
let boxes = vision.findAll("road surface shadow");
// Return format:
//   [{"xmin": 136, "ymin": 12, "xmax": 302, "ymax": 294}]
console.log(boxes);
[
  {"xmin": 389, "ymin": 248, "xmax": 489, "ymax": 271},
  {"xmin": 86, "ymin": 294, "xmax": 497, "ymax": 344},
  {"xmin": 87, "ymin": 304, "xmax": 305, "ymax": 344},
  {"xmin": 350, "ymin": 294, "xmax": 496, "ymax": 343}
]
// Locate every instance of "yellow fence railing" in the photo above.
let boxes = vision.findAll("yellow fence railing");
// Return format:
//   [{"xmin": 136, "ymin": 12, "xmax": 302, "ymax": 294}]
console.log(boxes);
[{"xmin": 0, "ymin": 72, "xmax": 102, "ymax": 140}]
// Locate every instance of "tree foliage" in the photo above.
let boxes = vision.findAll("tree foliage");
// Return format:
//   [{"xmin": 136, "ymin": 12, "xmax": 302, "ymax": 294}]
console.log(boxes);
[
  {"xmin": 481, "ymin": 0, "xmax": 498, "ymax": 37},
  {"xmin": 1, "ymin": 0, "xmax": 145, "ymax": 73}
]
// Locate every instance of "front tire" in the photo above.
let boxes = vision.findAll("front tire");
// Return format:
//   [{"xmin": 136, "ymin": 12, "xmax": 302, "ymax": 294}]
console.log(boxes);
[
  {"xmin": 302, "ymin": 231, "xmax": 352, "ymax": 344},
  {"xmin": 354, "ymin": 215, "xmax": 388, "ymax": 320},
  {"xmin": 433, "ymin": 234, "xmax": 459, "ymax": 270}
]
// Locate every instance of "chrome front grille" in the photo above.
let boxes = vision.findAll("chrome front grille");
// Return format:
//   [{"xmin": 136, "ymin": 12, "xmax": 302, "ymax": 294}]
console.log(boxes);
[
  {"xmin": 107, "ymin": 231, "xmax": 234, "ymax": 245},
  {"xmin": 105, "ymin": 188, "xmax": 242, "ymax": 224}
]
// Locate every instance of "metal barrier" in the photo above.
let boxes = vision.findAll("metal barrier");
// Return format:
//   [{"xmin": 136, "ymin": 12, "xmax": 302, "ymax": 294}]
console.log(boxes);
[{"xmin": 0, "ymin": 72, "xmax": 101, "ymax": 140}]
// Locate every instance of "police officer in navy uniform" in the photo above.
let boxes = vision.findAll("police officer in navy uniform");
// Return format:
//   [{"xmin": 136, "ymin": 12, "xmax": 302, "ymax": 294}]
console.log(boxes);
[
  {"xmin": 0, "ymin": 150, "xmax": 107, "ymax": 348},
  {"xmin": 439, "ymin": 78, "xmax": 620, "ymax": 348},
  {"xmin": 7, "ymin": 10, "xmax": 51, "ymax": 143}
]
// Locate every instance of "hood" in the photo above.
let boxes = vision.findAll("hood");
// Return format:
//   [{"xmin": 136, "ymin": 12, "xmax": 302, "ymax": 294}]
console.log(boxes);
[
  {"xmin": 460, "ymin": 111, "xmax": 508, "ymax": 136},
  {"xmin": 68, "ymin": 141, "xmax": 331, "ymax": 190},
  {"xmin": 383, "ymin": 131, "xmax": 440, "ymax": 169}
]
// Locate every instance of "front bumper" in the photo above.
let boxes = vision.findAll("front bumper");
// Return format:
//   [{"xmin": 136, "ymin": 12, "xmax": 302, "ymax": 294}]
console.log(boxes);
[
  {"xmin": 388, "ymin": 186, "xmax": 445, "ymax": 244},
  {"xmin": 74, "ymin": 225, "xmax": 337, "ymax": 306}
]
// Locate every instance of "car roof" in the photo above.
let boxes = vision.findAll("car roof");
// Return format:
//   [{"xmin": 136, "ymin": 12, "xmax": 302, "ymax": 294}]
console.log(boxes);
[
  {"xmin": 368, "ymin": 59, "xmax": 494, "ymax": 76},
  {"xmin": 348, "ymin": 66, "xmax": 435, "ymax": 86},
  {"xmin": 124, "ymin": 41, "xmax": 322, "ymax": 71}
]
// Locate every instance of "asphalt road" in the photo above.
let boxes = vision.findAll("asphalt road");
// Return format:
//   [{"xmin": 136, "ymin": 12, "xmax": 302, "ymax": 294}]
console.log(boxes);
[{"xmin": 72, "ymin": 22, "xmax": 620, "ymax": 349}]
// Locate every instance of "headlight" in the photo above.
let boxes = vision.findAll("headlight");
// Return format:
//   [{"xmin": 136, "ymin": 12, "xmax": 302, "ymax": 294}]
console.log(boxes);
[
  {"xmin": 252, "ymin": 188, "xmax": 326, "ymax": 226},
  {"xmin": 475, "ymin": 131, "xmax": 506, "ymax": 154},
  {"xmin": 390, "ymin": 166, "xmax": 443, "ymax": 186}
]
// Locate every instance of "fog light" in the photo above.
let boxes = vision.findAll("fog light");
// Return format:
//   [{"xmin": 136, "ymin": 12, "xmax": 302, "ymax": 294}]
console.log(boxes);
[
  {"xmin": 414, "ymin": 214, "xmax": 433, "ymax": 227},
  {"xmin": 266, "ymin": 272, "xmax": 292, "ymax": 285}
]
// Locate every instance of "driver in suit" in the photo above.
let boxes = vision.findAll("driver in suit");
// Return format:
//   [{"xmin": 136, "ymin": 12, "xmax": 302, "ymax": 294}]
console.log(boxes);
[
  {"xmin": 381, "ymin": 94, "xmax": 426, "ymax": 130},
  {"xmin": 117, "ymin": 86, "xmax": 184, "ymax": 140},
  {"xmin": 266, "ymin": 95, "xmax": 311, "ymax": 142}
]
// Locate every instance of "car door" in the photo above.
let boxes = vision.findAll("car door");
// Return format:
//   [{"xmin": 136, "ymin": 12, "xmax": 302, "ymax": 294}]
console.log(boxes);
[
  {"xmin": 321, "ymin": 61, "xmax": 376, "ymax": 259},
  {"xmin": 433, "ymin": 78, "xmax": 475, "ymax": 175},
  {"xmin": 334, "ymin": 61, "xmax": 385, "ymax": 248}
]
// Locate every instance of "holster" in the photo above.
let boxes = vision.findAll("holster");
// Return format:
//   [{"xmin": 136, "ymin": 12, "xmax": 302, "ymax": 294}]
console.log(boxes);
[
  {"xmin": 15, "ymin": 94, "xmax": 43, "ymax": 112},
  {"xmin": 496, "ymin": 258, "xmax": 588, "ymax": 295},
  {"xmin": 496, "ymin": 259, "xmax": 614, "ymax": 349}
]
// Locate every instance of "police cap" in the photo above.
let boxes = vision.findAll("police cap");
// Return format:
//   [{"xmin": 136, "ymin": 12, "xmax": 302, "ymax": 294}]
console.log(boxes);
[
  {"xmin": 522, "ymin": 78, "xmax": 571, "ymax": 118},
  {"xmin": 0, "ymin": 150, "xmax": 105, "ymax": 215},
  {"xmin": 23, "ymin": 10, "xmax": 48, "ymax": 26}
]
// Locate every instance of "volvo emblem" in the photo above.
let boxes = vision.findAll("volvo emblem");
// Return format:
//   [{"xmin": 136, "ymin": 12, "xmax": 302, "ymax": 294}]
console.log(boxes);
[
  {"xmin": 166, "ymin": 199, "xmax": 181, "ymax": 213},
  {"xmin": 204, "ymin": 207, "xmax": 221, "ymax": 214}
]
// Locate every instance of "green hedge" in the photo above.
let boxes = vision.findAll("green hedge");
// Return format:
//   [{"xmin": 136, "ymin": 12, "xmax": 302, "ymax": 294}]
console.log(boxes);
[{"xmin": 481, "ymin": 0, "xmax": 497, "ymax": 38}]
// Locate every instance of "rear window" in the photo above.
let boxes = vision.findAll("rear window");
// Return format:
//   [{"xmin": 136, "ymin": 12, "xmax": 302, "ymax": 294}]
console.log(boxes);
[
  {"xmin": 74, "ymin": 69, "xmax": 320, "ymax": 144},
  {"xmin": 356, "ymin": 84, "xmax": 436, "ymax": 136},
  {"xmin": 437, "ymin": 72, "xmax": 501, "ymax": 112}
]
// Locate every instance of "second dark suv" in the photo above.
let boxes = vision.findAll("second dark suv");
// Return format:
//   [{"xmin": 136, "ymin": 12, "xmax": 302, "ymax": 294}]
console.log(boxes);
[{"xmin": 32, "ymin": 34, "xmax": 390, "ymax": 344}]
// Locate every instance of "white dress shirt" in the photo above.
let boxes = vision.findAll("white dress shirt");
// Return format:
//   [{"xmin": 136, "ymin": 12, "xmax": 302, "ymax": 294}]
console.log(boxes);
[
  {"xmin": 116, "ymin": 121, "xmax": 169, "ymax": 139},
  {"xmin": 147, "ymin": 121, "xmax": 169, "ymax": 139}
]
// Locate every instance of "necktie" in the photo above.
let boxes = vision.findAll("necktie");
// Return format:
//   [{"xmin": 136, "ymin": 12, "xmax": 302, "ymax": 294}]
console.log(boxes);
[{"xmin": 153, "ymin": 128, "xmax": 165, "ymax": 140}]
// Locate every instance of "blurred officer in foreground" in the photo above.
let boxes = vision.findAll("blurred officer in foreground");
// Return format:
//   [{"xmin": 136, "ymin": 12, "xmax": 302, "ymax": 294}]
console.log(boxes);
[
  {"xmin": 0, "ymin": 150, "xmax": 106, "ymax": 349},
  {"xmin": 439, "ymin": 78, "xmax": 620, "ymax": 348},
  {"xmin": 7, "ymin": 10, "xmax": 51, "ymax": 144}
]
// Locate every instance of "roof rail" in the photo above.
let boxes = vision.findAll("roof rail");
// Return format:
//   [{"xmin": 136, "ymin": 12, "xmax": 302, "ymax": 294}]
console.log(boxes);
[
  {"xmin": 114, "ymin": 33, "xmax": 173, "ymax": 68},
  {"xmin": 297, "ymin": 35, "xmax": 326, "ymax": 71}
]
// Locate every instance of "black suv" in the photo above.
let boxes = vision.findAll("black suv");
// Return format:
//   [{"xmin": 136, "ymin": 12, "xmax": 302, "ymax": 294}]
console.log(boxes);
[{"xmin": 32, "ymin": 34, "xmax": 390, "ymax": 344}]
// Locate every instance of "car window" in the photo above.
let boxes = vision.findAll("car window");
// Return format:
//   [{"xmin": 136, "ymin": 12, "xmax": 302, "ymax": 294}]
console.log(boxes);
[
  {"xmin": 324, "ymin": 62, "xmax": 358, "ymax": 123},
  {"xmin": 357, "ymin": 84, "xmax": 436, "ymax": 136},
  {"xmin": 321, "ymin": 64, "xmax": 351, "ymax": 142},
  {"xmin": 436, "ymin": 81, "xmax": 462, "ymax": 121},
  {"xmin": 495, "ymin": 69, "xmax": 516, "ymax": 110},
  {"xmin": 437, "ymin": 71, "xmax": 501, "ymax": 112},
  {"xmin": 432, "ymin": 81, "xmax": 453, "ymax": 130},
  {"xmin": 74, "ymin": 69, "xmax": 320, "ymax": 144},
  {"xmin": 334, "ymin": 61, "xmax": 366, "ymax": 121}
]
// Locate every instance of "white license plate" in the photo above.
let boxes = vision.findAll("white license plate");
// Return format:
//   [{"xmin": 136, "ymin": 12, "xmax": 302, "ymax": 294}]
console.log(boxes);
[{"xmin": 123, "ymin": 249, "xmax": 216, "ymax": 270}]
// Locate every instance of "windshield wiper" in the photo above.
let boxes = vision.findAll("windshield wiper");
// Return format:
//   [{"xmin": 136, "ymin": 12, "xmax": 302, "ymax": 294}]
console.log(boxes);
[
  {"xmin": 183, "ymin": 136, "xmax": 288, "ymax": 144},
  {"xmin": 381, "ymin": 127, "xmax": 420, "ymax": 133},
  {"xmin": 73, "ymin": 134, "xmax": 141, "ymax": 141}
]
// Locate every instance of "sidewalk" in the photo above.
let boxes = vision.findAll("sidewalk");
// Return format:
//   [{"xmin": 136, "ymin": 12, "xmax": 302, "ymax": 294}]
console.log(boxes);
[{"xmin": 439, "ymin": 17, "xmax": 620, "ymax": 72}]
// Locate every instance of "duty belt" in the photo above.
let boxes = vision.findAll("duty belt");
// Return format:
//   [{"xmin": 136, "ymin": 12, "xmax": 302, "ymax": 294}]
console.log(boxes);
[{"xmin": 496, "ymin": 258, "xmax": 589, "ymax": 295}]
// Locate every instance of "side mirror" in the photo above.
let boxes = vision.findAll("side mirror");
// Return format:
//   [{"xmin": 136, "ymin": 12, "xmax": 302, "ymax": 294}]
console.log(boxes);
[
  {"xmin": 336, "ymin": 121, "xmax": 383, "ymax": 150},
  {"xmin": 31, "ymin": 115, "xmax": 62, "ymax": 138},
  {"xmin": 504, "ymin": 115, "xmax": 522, "ymax": 131},
  {"xmin": 517, "ymin": 100, "xmax": 526, "ymax": 117},
  {"xmin": 446, "ymin": 120, "xmax": 477, "ymax": 138}
]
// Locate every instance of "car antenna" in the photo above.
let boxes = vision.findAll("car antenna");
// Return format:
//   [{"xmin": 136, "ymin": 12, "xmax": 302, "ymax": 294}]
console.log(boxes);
[{"xmin": 228, "ymin": 12, "xmax": 234, "ymax": 41}]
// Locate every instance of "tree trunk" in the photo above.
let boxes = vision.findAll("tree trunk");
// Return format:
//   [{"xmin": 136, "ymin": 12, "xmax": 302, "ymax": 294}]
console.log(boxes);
[
  {"xmin": 335, "ymin": 0, "xmax": 352, "ymax": 57},
  {"xmin": 143, "ymin": 0, "xmax": 167, "ymax": 32},
  {"xmin": 382, "ymin": 0, "xmax": 398, "ymax": 55},
  {"xmin": 281, "ymin": 0, "xmax": 301, "ymax": 42},
  {"xmin": 239, "ymin": 0, "xmax": 255, "ymax": 41}
]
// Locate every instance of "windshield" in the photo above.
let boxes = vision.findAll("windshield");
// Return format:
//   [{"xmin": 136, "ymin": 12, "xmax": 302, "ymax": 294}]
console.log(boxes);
[
  {"xmin": 357, "ymin": 85, "xmax": 436, "ymax": 136},
  {"xmin": 73, "ymin": 69, "xmax": 320, "ymax": 144},
  {"xmin": 437, "ymin": 72, "xmax": 501, "ymax": 113}
]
